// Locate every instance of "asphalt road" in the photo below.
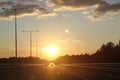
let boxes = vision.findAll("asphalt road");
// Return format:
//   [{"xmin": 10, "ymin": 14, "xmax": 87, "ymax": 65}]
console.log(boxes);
[{"xmin": 0, "ymin": 63, "xmax": 120, "ymax": 80}]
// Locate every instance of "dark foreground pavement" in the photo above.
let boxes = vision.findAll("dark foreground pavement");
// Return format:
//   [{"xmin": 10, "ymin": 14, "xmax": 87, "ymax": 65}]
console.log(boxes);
[{"xmin": 0, "ymin": 63, "xmax": 120, "ymax": 80}]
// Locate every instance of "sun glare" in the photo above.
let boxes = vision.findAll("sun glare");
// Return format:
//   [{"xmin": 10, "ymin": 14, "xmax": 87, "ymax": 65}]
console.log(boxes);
[
  {"xmin": 46, "ymin": 45, "xmax": 57, "ymax": 55},
  {"xmin": 41, "ymin": 45, "xmax": 59, "ymax": 60}
]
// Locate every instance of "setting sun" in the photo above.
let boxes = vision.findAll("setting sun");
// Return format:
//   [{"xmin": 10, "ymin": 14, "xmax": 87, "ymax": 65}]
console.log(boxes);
[
  {"xmin": 46, "ymin": 45, "xmax": 57, "ymax": 55},
  {"xmin": 42, "ymin": 45, "xmax": 59, "ymax": 60}
]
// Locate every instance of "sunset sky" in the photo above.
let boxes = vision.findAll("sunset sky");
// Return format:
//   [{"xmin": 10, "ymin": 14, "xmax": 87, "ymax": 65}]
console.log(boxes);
[{"xmin": 0, "ymin": 0, "xmax": 120, "ymax": 60}]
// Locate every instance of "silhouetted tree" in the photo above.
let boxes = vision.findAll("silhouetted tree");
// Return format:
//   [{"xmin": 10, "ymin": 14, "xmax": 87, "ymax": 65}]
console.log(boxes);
[
  {"xmin": 0, "ymin": 40, "xmax": 120, "ymax": 63},
  {"xmin": 55, "ymin": 40, "xmax": 120, "ymax": 63}
]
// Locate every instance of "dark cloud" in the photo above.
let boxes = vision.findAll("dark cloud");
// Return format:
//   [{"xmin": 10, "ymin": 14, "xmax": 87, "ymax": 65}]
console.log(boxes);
[
  {"xmin": 90, "ymin": 2, "xmax": 120, "ymax": 20},
  {"xmin": 16, "ymin": 0, "xmax": 42, "ymax": 2},
  {"xmin": 46, "ymin": 0, "xmax": 108, "ymax": 10},
  {"xmin": 19, "ymin": 0, "xmax": 36, "ymax": 1},
  {"xmin": 47, "ymin": 0, "xmax": 120, "ymax": 20},
  {"xmin": 0, "ymin": 0, "xmax": 56, "ymax": 19},
  {"xmin": 95, "ymin": 3, "xmax": 120, "ymax": 14},
  {"xmin": 0, "ymin": 0, "xmax": 120, "ymax": 20},
  {"xmin": 0, "ymin": 1, "xmax": 13, "ymax": 8}
]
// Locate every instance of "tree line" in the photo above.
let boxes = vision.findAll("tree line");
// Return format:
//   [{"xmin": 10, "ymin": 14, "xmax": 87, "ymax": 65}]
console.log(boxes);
[
  {"xmin": 0, "ymin": 57, "xmax": 47, "ymax": 64},
  {"xmin": 0, "ymin": 40, "xmax": 120, "ymax": 63},
  {"xmin": 54, "ymin": 41, "xmax": 120, "ymax": 63}
]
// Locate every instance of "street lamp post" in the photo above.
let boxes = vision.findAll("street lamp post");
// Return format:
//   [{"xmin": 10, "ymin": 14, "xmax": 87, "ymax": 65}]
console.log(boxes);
[
  {"xmin": 14, "ymin": 9, "xmax": 17, "ymax": 58},
  {"xmin": 23, "ymin": 30, "xmax": 39, "ymax": 57},
  {"xmin": 2, "ymin": 7, "xmax": 28, "ymax": 58},
  {"xmin": 33, "ymin": 40, "xmax": 43, "ymax": 58},
  {"xmin": 33, "ymin": 41, "xmax": 39, "ymax": 57},
  {"xmin": 35, "ymin": 41, "xmax": 38, "ymax": 57}
]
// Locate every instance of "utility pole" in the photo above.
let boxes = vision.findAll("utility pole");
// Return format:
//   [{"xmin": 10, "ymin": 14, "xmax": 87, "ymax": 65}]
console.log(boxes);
[
  {"xmin": 2, "ymin": 7, "xmax": 28, "ymax": 58},
  {"xmin": 35, "ymin": 41, "xmax": 38, "ymax": 57},
  {"xmin": 23, "ymin": 30, "xmax": 39, "ymax": 57},
  {"xmin": 33, "ymin": 40, "xmax": 43, "ymax": 58},
  {"xmin": 33, "ymin": 41, "xmax": 39, "ymax": 57},
  {"xmin": 14, "ymin": 9, "xmax": 17, "ymax": 58}
]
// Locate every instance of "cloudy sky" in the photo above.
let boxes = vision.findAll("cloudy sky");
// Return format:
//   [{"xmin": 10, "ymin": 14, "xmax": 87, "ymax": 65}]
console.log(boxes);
[{"xmin": 0, "ymin": 0, "xmax": 120, "ymax": 59}]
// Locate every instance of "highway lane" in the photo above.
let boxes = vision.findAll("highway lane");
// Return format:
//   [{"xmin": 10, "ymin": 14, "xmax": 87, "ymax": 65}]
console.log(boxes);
[
  {"xmin": 0, "ymin": 63, "xmax": 120, "ymax": 80},
  {"xmin": 59, "ymin": 63, "xmax": 120, "ymax": 80}
]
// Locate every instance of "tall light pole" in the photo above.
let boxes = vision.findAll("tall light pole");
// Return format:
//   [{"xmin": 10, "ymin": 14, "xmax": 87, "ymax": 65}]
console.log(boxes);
[
  {"xmin": 14, "ymin": 9, "xmax": 17, "ymax": 58},
  {"xmin": 33, "ymin": 40, "xmax": 43, "ymax": 58},
  {"xmin": 23, "ymin": 30, "xmax": 39, "ymax": 57},
  {"xmin": 2, "ymin": 7, "xmax": 28, "ymax": 58},
  {"xmin": 33, "ymin": 41, "xmax": 39, "ymax": 57}
]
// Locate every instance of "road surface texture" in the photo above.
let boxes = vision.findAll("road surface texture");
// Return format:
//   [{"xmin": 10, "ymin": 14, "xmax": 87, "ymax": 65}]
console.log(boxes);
[{"xmin": 0, "ymin": 63, "xmax": 120, "ymax": 80}]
